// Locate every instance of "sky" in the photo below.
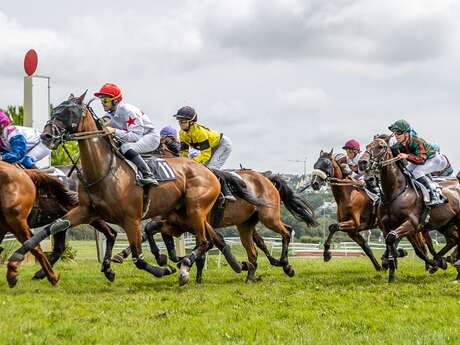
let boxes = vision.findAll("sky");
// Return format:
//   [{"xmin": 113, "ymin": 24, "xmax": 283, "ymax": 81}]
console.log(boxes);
[{"xmin": 1, "ymin": 0, "xmax": 460, "ymax": 174}]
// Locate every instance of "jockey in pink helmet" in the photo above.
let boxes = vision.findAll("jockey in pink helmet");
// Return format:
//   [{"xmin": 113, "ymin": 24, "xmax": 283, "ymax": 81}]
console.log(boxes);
[
  {"xmin": 0, "ymin": 111, "xmax": 50, "ymax": 168},
  {"xmin": 336, "ymin": 139, "xmax": 363, "ymax": 179}
]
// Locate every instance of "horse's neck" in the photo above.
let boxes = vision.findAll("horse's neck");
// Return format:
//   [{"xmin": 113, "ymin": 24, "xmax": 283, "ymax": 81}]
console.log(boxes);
[
  {"xmin": 78, "ymin": 113, "xmax": 115, "ymax": 182},
  {"xmin": 380, "ymin": 160, "xmax": 406, "ymax": 201},
  {"xmin": 330, "ymin": 158, "xmax": 350, "ymax": 199}
]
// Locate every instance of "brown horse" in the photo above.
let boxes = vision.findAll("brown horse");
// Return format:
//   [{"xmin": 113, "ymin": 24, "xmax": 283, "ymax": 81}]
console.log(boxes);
[
  {"xmin": 311, "ymin": 150, "xmax": 383, "ymax": 270},
  {"xmin": 0, "ymin": 165, "xmax": 118, "ymax": 287},
  {"xmin": 310, "ymin": 150, "xmax": 433, "ymax": 271},
  {"xmin": 9, "ymin": 92, "xmax": 235, "ymax": 286},
  {"xmin": 112, "ymin": 171, "xmax": 317, "ymax": 283},
  {"xmin": 359, "ymin": 137, "xmax": 460, "ymax": 282}
]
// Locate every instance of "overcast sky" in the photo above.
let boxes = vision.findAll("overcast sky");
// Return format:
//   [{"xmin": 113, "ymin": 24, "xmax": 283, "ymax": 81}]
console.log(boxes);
[{"xmin": 1, "ymin": 0, "xmax": 460, "ymax": 174}]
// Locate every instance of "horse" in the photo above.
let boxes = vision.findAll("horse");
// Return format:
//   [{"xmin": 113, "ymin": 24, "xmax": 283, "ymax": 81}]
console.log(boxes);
[
  {"xmin": 310, "ymin": 150, "xmax": 384, "ymax": 270},
  {"xmin": 359, "ymin": 137, "xmax": 460, "ymax": 282},
  {"xmin": 310, "ymin": 150, "xmax": 434, "ymax": 271},
  {"xmin": 112, "ymin": 171, "xmax": 317, "ymax": 283},
  {"xmin": 8, "ymin": 92, "xmax": 238, "ymax": 287}
]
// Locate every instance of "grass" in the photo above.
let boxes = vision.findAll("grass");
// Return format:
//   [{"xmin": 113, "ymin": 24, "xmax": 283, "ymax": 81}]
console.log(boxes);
[{"xmin": 0, "ymin": 241, "xmax": 458, "ymax": 345}]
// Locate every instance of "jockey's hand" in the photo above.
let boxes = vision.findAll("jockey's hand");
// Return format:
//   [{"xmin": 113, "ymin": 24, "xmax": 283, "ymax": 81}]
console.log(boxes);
[
  {"xmin": 105, "ymin": 127, "xmax": 117, "ymax": 135},
  {"xmin": 397, "ymin": 153, "xmax": 409, "ymax": 160}
]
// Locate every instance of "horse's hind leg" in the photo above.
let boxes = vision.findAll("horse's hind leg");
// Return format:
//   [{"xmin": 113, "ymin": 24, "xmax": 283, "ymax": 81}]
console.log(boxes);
[
  {"xmin": 259, "ymin": 208, "xmax": 294, "ymax": 277},
  {"xmin": 347, "ymin": 231, "xmax": 382, "ymax": 271},
  {"xmin": 237, "ymin": 223, "xmax": 258, "ymax": 283},
  {"xmin": 253, "ymin": 230, "xmax": 281, "ymax": 267},
  {"xmin": 33, "ymin": 230, "xmax": 67, "ymax": 280}
]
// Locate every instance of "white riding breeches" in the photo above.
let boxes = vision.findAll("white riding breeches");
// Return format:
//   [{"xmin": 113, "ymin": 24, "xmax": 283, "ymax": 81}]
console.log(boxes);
[
  {"xmin": 206, "ymin": 135, "xmax": 232, "ymax": 170},
  {"xmin": 406, "ymin": 153, "xmax": 448, "ymax": 179}
]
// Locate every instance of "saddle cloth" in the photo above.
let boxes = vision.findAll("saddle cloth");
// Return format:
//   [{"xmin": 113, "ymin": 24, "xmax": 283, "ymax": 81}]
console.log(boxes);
[{"xmin": 126, "ymin": 158, "xmax": 177, "ymax": 183}]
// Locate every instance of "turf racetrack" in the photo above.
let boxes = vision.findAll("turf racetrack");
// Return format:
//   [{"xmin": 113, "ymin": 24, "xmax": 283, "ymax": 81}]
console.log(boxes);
[{"xmin": 0, "ymin": 242, "xmax": 458, "ymax": 345}]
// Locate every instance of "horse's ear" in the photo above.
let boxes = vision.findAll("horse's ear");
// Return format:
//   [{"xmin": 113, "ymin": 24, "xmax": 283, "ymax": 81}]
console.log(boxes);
[
  {"xmin": 330, "ymin": 148, "xmax": 334, "ymax": 155},
  {"xmin": 68, "ymin": 93, "xmax": 75, "ymax": 100},
  {"xmin": 76, "ymin": 90, "xmax": 88, "ymax": 104}
]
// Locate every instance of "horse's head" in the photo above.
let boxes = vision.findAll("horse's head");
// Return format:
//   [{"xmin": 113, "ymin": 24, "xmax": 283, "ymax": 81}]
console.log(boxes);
[
  {"xmin": 311, "ymin": 149, "xmax": 334, "ymax": 190},
  {"xmin": 358, "ymin": 137, "xmax": 391, "ymax": 173},
  {"xmin": 41, "ymin": 91, "xmax": 87, "ymax": 149}
]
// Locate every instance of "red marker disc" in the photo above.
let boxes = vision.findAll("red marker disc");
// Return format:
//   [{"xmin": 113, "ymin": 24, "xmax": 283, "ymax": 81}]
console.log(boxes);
[{"xmin": 24, "ymin": 49, "xmax": 38, "ymax": 76}]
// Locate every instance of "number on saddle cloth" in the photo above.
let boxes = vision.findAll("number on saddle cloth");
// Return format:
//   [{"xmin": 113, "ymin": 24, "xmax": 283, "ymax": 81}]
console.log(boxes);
[{"xmin": 126, "ymin": 157, "xmax": 176, "ymax": 182}]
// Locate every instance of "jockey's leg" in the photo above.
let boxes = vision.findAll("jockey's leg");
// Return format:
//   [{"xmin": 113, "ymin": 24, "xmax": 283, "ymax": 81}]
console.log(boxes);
[
  {"xmin": 206, "ymin": 136, "xmax": 235, "ymax": 201},
  {"xmin": 122, "ymin": 149, "xmax": 158, "ymax": 186}
]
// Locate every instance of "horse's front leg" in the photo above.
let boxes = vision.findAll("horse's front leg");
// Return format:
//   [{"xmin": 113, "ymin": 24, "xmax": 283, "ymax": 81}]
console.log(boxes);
[
  {"xmin": 385, "ymin": 220, "xmax": 417, "ymax": 283},
  {"xmin": 323, "ymin": 223, "xmax": 339, "ymax": 262},
  {"xmin": 124, "ymin": 218, "xmax": 175, "ymax": 278},
  {"xmin": 9, "ymin": 206, "xmax": 93, "ymax": 263},
  {"xmin": 32, "ymin": 230, "xmax": 67, "ymax": 280},
  {"xmin": 91, "ymin": 220, "xmax": 118, "ymax": 282}
]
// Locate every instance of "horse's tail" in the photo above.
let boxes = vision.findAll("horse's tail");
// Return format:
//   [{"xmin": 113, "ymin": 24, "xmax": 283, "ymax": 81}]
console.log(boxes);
[
  {"xmin": 25, "ymin": 170, "xmax": 79, "ymax": 209},
  {"xmin": 211, "ymin": 169, "xmax": 268, "ymax": 207},
  {"xmin": 266, "ymin": 174, "xmax": 318, "ymax": 227}
]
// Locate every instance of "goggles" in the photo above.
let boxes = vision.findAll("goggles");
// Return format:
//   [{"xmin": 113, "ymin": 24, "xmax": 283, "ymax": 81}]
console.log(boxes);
[{"xmin": 99, "ymin": 96, "xmax": 115, "ymax": 104}]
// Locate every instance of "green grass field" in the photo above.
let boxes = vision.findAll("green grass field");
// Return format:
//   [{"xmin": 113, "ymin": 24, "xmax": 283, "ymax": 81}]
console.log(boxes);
[{"xmin": 0, "ymin": 241, "xmax": 459, "ymax": 345}]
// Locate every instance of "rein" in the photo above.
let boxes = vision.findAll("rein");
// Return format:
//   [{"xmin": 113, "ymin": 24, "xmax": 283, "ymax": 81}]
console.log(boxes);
[{"xmin": 58, "ymin": 105, "xmax": 116, "ymax": 189}]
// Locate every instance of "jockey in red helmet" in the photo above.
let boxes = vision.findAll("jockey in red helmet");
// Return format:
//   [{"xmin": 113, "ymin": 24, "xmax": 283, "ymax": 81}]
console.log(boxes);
[{"xmin": 94, "ymin": 83, "xmax": 159, "ymax": 186}]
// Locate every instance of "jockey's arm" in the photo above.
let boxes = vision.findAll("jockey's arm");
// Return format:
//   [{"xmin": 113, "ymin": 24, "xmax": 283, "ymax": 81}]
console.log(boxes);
[
  {"xmin": 406, "ymin": 140, "xmax": 427, "ymax": 165},
  {"xmin": 1, "ymin": 135, "xmax": 27, "ymax": 163}
]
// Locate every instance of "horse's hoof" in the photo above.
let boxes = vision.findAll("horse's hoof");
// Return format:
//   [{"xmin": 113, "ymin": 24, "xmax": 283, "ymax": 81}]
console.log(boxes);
[
  {"xmin": 7, "ymin": 276, "xmax": 18, "ymax": 288},
  {"xmin": 32, "ymin": 270, "xmax": 46, "ymax": 280},
  {"xmin": 428, "ymin": 266, "xmax": 439, "ymax": 274},
  {"xmin": 179, "ymin": 271, "xmax": 189, "ymax": 286},
  {"xmin": 283, "ymin": 265, "xmax": 295, "ymax": 277},
  {"xmin": 438, "ymin": 257, "xmax": 448, "ymax": 270},
  {"xmin": 245, "ymin": 278, "xmax": 255, "ymax": 284},
  {"xmin": 374, "ymin": 265, "xmax": 383, "ymax": 272},
  {"xmin": 166, "ymin": 265, "xmax": 177, "ymax": 275},
  {"xmin": 0, "ymin": 247, "xmax": 3, "ymax": 254},
  {"xmin": 111, "ymin": 255, "xmax": 124, "ymax": 264},
  {"xmin": 323, "ymin": 251, "xmax": 332, "ymax": 262},
  {"xmin": 196, "ymin": 277, "xmax": 203, "ymax": 284},
  {"xmin": 397, "ymin": 248, "xmax": 408, "ymax": 258},
  {"xmin": 104, "ymin": 270, "xmax": 116, "ymax": 282},
  {"xmin": 9, "ymin": 252, "xmax": 25, "ymax": 263},
  {"xmin": 156, "ymin": 254, "xmax": 168, "ymax": 267},
  {"xmin": 49, "ymin": 273, "xmax": 60, "ymax": 286}
]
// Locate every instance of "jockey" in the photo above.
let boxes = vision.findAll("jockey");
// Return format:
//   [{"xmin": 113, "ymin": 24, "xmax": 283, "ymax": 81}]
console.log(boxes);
[
  {"xmin": 173, "ymin": 106, "xmax": 235, "ymax": 201},
  {"xmin": 94, "ymin": 83, "xmax": 159, "ymax": 186},
  {"xmin": 154, "ymin": 126, "xmax": 180, "ymax": 157},
  {"xmin": 339, "ymin": 139, "xmax": 364, "ymax": 180},
  {"xmin": 0, "ymin": 111, "xmax": 50, "ymax": 168},
  {"xmin": 388, "ymin": 119, "xmax": 448, "ymax": 207}
]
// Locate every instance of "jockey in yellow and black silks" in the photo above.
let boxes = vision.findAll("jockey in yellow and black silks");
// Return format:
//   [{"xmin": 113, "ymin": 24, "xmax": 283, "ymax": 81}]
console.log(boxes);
[{"xmin": 173, "ymin": 106, "xmax": 235, "ymax": 201}]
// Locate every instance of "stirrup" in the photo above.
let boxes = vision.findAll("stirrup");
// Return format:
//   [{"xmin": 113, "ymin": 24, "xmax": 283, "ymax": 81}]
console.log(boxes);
[{"xmin": 140, "ymin": 175, "xmax": 159, "ymax": 186}]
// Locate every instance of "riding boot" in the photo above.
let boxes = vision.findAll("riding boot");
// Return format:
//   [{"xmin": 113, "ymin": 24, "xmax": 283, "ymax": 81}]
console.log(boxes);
[
  {"xmin": 220, "ymin": 181, "xmax": 236, "ymax": 202},
  {"xmin": 124, "ymin": 149, "xmax": 159, "ymax": 186},
  {"xmin": 416, "ymin": 176, "xmax": 446, "ymax": 207}
]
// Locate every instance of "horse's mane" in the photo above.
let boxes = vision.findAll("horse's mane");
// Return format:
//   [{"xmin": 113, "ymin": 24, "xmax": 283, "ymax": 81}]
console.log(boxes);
[{"xmin": 24, "ymin": 170, "xmax": 79, "ymax": 209}]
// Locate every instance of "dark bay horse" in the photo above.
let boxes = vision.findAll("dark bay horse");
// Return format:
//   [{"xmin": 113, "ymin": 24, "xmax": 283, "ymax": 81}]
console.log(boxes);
[
  {"xmin": 9, "ymin": 92, "xmax": 228, "ymax": 286},
  {"xmin": 359, "ymin": 137, "xmax": 460, "ymax": 282},
  {"xmin": 113, "ymin": 171, "xmax": 317, "ymax": 283}
]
